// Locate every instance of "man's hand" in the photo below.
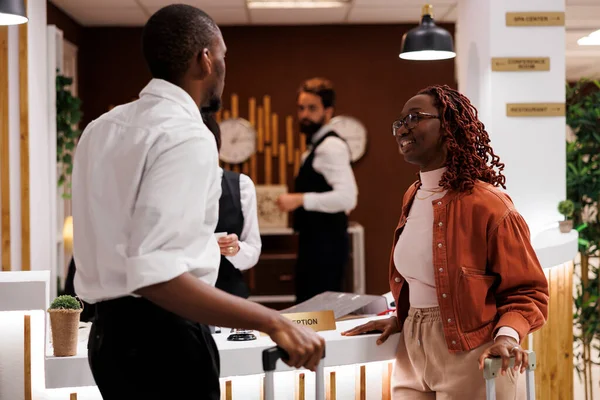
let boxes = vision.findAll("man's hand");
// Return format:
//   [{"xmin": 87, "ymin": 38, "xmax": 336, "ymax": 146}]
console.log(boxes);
[
  {"xmin": 218, "ymin": 234, "xmax": 240, "ymax": 257},
  {"xmin": 276, "ymin": 193, "xmax": 304, "ymax": 212},
  {"xmin": 478, "ymin": 335, "xmax": 529, "ymax": 375},
  {"xmin": 266, "ymin": 317, "xmax": 325, "ymax": 371}
]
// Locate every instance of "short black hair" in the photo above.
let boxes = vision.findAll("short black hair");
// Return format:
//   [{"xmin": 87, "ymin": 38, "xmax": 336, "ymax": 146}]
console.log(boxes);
[
  {"xmin": 202, "ymin": 111, "xmax": 221, "ymax": 151},
  {"xmin": 142, "ymin": 4, "xmax": 220, "ymax": 83},
  {"xmin": 298, "ymin": 77, "xmax": 336, "ymax": 109}
]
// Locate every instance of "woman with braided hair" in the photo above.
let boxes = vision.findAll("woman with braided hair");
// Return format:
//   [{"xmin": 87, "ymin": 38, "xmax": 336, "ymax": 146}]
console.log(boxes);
[{"xmin": 343, "ymin": 85, "xmax": 548, "ymax": 399}]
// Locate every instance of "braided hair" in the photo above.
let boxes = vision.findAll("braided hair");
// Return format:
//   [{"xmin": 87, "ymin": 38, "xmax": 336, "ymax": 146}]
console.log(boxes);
[{"xmin": 418, "ymin": 85, "xmax": 506, "ymax": 192}]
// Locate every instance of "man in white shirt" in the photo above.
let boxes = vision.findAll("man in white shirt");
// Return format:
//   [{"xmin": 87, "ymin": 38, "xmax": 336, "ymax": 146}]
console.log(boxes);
[
  {"xmin": 276, "ymin": 78, "xmax": 358, "ymax": 303},
  {"xmin": 72, "ymin": 5, "xmax": 324, "ymax": 400},
  {"xmin": 202, "ymin": 111, "xmax": 261, "ymax": 298}
]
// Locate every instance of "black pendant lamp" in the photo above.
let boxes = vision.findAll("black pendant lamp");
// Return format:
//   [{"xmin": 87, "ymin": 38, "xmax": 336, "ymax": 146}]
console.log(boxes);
[
  {"xmin": 0, "ymin": 0, "xmax": 27, "ymax": 26},
  {"xmin": 399, "ymin": 4, "xmax": 455, "ymax": 61}
]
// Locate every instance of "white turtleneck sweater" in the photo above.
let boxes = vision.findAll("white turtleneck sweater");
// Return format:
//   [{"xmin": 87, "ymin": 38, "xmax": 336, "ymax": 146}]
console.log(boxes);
[
  {"xmin": 394, "ymin": 167, "xmax": 447, "ymax": 308},
  {"xmin": 393, "ymin": 167, "xmax": 519, "ymax": 343}
]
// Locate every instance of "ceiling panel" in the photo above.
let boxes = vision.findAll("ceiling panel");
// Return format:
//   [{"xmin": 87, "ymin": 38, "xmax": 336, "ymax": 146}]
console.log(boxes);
[
  {"xmin": 566, "ymin": 5, "xmax": 600, "ymax": 29},
  {"xmin": 142, "ymin": 5, "xmax": 249, "ymax": 25},
  {"xmin": 348, "ymin": 5, "xmax": 454, "ymax": 24},
  {"xmin": 352, "ymin": 0, "xmax": 456, "ymax": 5},
  {"xmin": 51, "ymin": 0, "xmax": 137, "ymax": 7},
  {"xmin": 138, "ymin": 0, "xmax": 246, "ymax": 7},
  {"xmin": 249, "ymin": 7, "xmax": 348, "ymax": 25},
  {"xmin": 64, "ymin": 6, "xmax": 149, "ymax": 26}
]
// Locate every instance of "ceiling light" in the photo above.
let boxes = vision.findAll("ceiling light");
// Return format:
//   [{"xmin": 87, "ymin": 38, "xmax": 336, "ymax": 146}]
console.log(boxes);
[
  {"xmin": 247, "ymin": 0, "xmax": 348, "ymax": 9},
  {"xmin": 577, "ymin": 29, "xmax": 600, "ymax": 46},
  {"xmin": 399, "ymin": 4, "xmax": 456, "ymax": 61},
  {"xmin": 0, "ymin": 0, "xmax": 27, "ymax": 25}
]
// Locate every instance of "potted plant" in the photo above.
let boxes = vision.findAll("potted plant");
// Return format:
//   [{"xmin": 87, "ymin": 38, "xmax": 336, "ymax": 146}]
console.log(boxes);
[
  {"xmin": 48, "ymin": 295, "xmax": 82, "ymax": 357},
  {"xmin": 558, "ymin": 199, "xmax": 575, "ymax": 233}
]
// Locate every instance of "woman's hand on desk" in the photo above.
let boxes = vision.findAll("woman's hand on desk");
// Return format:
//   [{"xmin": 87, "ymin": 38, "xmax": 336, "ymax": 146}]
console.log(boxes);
[
  {"xmin": 341, "ymin": 317, "xmax": 400, "ymax": 345},
  {"xmin": 218, "ymin": 234, "xmax": 240, "ymax": 256}
]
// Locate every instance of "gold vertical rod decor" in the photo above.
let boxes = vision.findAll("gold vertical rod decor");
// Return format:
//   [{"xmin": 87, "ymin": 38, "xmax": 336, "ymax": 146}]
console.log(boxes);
[
  {"xmin": 264, "ymin": 146, "xmax": 272, "ymax": 185},
  {"xmin": 215, "ymin": 110, "xmax": 222, "ymax": 123},
  {"xmin": 0, "ymin": 26, "xmax": 10, "ymax": 271},
  {"xmin": 263, "ymin": 95, "xmax": 271, "ymax": 144},
  {"xmin": 295, "ymin": 372, "xmax": 305, "ymax": 400},
  {"xmin": 294, "ymin": 149, "xmax": 301, "ymax": 176},
  {"xmin": 300, "ymin": 133, "xmax": 307, "ymax": 154},
  {"xmin": 286, "ymin": 116, "xmax": 294, "ymax": 163},
  {"xmin": 19, "ymin": 0, "xmax": 30, "ymax": 271},
  {"xmin": 24, "ymin": 315, "xmax": 32, "ymax": 400},
  {"xmin": 257, "ymin": 106, "xmax": 264, "ymax": 152},
  {"xmin": 223, "ymin": 110, "xmax": 231, "ymax": 120},
  {"xmin": 278, "ymin": 144, "xmax": 287, "ymax": 186},
  {"xmin": 250, "ymin": 155, "xmax": 257, "ymax": 183},
  {"xmin": 70, "ymin": 394, "xmax": 77, "ymax": 400},
  {"xmin": 326, "ymin": 371, "xmax": 336, "ymax": 400},
  {"xmin": 355, "ymin": 365, "xmax": 366, "ymax": 400},
  {"xmin": 382, "ymin": 362, "xmax": 393, "ymax": 400},
  {"xmin": 242, "ymin": 161, "xmax": 249, "ymax": 176},
  {"xmin": 225, "ymin": 380, "xmax": 232, "ymax": 400},
  {"xmin": 249, "ymin": 97, "xmax": 256, "ymax": 127},
  {"xmin": 272, "ymin": 113, "xmax": 279, "ymax": 156},
  {"xmin": 232, "ymin": 164, "xmax": 240, "ymax": 173},
  {"xmin": 231, "ymin": 93, "xmax": 239, "ymax": 119}
]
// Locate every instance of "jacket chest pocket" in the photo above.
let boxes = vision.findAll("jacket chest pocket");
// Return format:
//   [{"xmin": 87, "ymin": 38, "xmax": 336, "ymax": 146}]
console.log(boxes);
[{"xmin": 455, "ymin": 267, "xmax": 498, "ymax": 333}]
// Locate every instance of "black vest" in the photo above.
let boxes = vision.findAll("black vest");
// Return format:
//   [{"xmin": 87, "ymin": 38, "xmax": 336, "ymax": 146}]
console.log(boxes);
[
  {"xmin": 293, "ymin": 131, "xmax": 349, "ymax": 233},
  {"xmin": 214, "ymin": 170, "xmax": 249, "ymax": 298}
]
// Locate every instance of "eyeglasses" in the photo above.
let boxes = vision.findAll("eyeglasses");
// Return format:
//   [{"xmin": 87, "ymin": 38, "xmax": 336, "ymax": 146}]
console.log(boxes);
[{"xmin": 392, "ymin": 112, "xmax": 439, "ymax": 137}]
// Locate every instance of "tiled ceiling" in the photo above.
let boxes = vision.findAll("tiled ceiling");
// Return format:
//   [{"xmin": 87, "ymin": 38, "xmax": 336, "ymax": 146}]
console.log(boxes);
[{"xmin": 49, "ymin": 0, "xmax": 600, "ymax": 81}]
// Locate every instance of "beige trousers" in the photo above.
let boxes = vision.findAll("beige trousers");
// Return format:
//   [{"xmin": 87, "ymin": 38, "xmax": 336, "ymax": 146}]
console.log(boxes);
[{"xmin": 392, "ymin": 307, "xmax": 526, "ymax": 400}]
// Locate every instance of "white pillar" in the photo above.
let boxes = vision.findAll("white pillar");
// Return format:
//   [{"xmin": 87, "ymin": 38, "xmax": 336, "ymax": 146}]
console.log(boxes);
[{"xmin": 456, "ymin": 0, "xmax": 566, "ymax": 237}]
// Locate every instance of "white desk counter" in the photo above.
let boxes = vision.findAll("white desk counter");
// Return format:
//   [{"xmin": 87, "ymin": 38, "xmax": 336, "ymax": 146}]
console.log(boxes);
[{"xmin": 45, "ymin": 316, "xmax": 398, "ymax": 389}]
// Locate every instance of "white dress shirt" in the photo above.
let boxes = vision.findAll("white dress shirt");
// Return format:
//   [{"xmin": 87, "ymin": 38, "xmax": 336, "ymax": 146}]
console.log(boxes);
[
  {"xmin": 301, "ymin": 124, "xmax": 358, "ymax": 214},
  {"xmin": 218, "ymin": 168, "xmax": 262, "ymax": 271},
  {"xmin": 72, "ymin": 79, "xmax": 222, "ymax": 303}
]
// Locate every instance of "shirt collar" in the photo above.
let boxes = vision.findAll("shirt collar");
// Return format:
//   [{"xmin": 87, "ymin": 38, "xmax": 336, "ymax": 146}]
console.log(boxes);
[
  {"xmin": 310, "ymin": 123, "xmax": 334, "ymax": 145},
  {"xmin": 139, "ymin": 78, "xmax": 202, "ymax": 121}
]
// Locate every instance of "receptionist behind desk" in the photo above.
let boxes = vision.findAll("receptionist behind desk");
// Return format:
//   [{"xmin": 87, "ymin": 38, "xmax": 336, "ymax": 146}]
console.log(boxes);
[{"xmin": 202, "ymin": 112, "xmax": 262, "ymax": 298}]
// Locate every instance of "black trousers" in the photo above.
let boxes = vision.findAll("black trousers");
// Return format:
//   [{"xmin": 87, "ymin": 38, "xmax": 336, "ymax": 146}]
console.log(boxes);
[
  {"xmin": 88, "ymin": 296, "xmax": 220, "ymax": 400},
  {"xmin": 295, "ymin": 230, "xmax": 349, "ymax": 304}
]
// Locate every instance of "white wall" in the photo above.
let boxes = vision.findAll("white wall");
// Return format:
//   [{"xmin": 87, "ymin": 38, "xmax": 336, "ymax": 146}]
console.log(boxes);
[
  {"xmin": 457, "ymin": 0, "xmax": 566, "ymax": 237},
  {"xmin": 2, "ymin": 0, "xmax": 53, "ymax": 274},
  {"xmin": 27, "ymin": 0, "xmax": 52, "ymax": 274}
]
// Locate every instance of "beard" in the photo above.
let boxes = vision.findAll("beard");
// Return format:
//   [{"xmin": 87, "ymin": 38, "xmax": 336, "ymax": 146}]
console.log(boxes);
[
  {"xmin": 299, "ymin": 116, "xmax": 325, "ymax": 138},
  {"xmin": 201, "ymin": 93, "xmax": 222, "ymax": 114}
]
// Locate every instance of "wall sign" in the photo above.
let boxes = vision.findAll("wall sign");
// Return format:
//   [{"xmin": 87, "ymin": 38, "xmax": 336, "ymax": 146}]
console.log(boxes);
[
  {"xmin": 506, "ymin": 12, "xmax": 565, "ymax": 27},
  {"xmin": 491, "ymin": 57, "xmax": 550, "ymax": 71},
  {"xmin": 506, "ymin": 103, "xmax": 566, "ymax": 117}
]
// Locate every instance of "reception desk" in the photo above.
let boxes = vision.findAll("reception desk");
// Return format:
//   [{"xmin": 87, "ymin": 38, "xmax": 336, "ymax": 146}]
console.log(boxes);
[{"xmin": 0, "ymin": 227, "xmax": 578, "ymax": 400}]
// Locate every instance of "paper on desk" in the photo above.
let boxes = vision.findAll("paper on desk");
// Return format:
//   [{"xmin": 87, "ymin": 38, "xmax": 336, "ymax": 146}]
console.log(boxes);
[{"xmin": 280, "ymin": 291, "xmax": 388, "ymax": 320}]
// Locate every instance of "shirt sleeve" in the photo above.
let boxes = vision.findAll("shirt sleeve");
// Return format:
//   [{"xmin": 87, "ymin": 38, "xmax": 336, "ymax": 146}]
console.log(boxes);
[
  {"xmin": 125, "ymin": 132, "xmax": 221, "ymax": 294},
  {"xmin": 226, "ymin": 174, "xmax": 262, "ymax": 271},
  {"xmin": 487, "ymin": 210, "xmax": 549, "ymax": 343},
  {"xmin": 494, "ymin": 327, "xmax": 520, "ymax": 344},
  {"xmin": 303, "ymin": 137, "xmax": 358, "ymax": 214}
]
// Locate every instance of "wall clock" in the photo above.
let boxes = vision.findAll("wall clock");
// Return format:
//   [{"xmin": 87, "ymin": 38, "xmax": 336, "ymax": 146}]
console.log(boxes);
[
  {"xmin": 218, "ymin": 118, "xmax": 257, "ymax": 164},
  {"xmin": 328, "ymin": 115, "xmax": 368, "ymax": 162}
]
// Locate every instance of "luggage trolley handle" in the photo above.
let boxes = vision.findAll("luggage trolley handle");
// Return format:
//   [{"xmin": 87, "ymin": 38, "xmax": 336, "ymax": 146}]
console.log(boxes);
[
  {"xmin": 483, "ymin": 350, "xmax": 536, "ymax": 400},
  {"xmin": 262, "ymin": 346, "xmax": 326, "ymax": 400}
]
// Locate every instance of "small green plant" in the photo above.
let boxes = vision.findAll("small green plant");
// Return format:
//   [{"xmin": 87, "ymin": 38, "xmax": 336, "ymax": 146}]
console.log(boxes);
[
  {"xmin": 49, "ymin": 295, "xmax": 81, "ymax": 310},
  {"xmin": 558, "ymin": 199, "xmax": 575, "ymax": 220}
]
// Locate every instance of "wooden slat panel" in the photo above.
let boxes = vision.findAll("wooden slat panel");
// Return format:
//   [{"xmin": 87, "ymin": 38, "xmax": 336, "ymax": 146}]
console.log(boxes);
[
  {"xmin": 0, "ymin": 26, "xmax": 10, "ymax": 271},
  {"xmin": 19, "ymin": 2, "xmax": 30, "ymax": 271},
  {"xmin": 24, "ymin": 314, "xmax": 31, "ymax": 400},
  {"xmin": 532, "ymin": 263, "xmax": 574, "ymax": 400}
]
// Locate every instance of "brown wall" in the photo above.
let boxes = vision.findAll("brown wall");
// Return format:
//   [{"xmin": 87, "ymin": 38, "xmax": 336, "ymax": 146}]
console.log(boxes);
[{"xmin": 72, "ymin": 23, "xmax": 457, "ymax": 295}]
